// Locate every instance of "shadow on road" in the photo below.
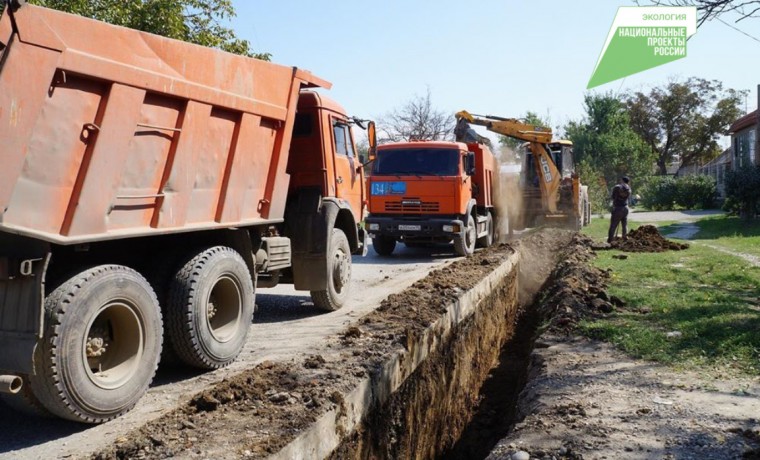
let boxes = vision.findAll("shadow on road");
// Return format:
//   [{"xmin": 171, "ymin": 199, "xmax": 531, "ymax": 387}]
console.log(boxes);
[
  {"xmin": 355, "ymin": 244, "xmax": 457, "ymax": 265},
  {"xmin": 0, "ymin": 404, "xmax": 84, "ymax": 453},
  {"xmin": 254, "ymin": 293, "xmax": 328, "ymax": 323}
]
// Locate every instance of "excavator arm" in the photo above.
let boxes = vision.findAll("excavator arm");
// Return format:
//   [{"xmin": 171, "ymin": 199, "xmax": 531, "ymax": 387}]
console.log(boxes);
[{"xmin": 454, "ymin": 111, "xmax": 562, "ymax": 214}]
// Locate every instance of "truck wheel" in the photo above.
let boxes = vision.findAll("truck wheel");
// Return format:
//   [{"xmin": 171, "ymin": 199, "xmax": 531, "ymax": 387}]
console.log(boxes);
[
  {"xmin": 311, "ymin": 229, "xmax": 352, "ymax": 311},
  {"xmin": 476, "ymin": 212, "xmax": 494, "ymax": 248},
  {"xmin": 372, "ymin": 235, "xmax": 396, "ymax": 256},
  {"xmin": 454, "ymin": 214, "xmax": 476, "ymax": 256},
  {"xmin": 29, "ymin": 265, "xmax": 162, "ymax": 423},
  {"xmin": 146, "ymin": 252, "xmax": 187, "ymax": 367},
  {"xmin": 168, "ymin": 247, "xmax": 254, "ymax": 370}
]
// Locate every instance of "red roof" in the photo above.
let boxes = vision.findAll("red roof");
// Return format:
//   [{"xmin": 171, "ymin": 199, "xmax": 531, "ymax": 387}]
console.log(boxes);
[{"xmin": 730, "ymin": 110, "xmax": 758, "ymax": 133}]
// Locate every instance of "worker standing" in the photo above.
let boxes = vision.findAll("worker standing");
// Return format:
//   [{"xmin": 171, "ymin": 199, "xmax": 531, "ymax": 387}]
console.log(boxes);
[{"xmin": 608, "ymin": 176, "xmax": 631, "ymax": 243}]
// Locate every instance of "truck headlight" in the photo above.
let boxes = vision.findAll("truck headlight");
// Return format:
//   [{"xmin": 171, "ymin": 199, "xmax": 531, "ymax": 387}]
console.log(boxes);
[
  {"xmin": 368, "ymin": 223, "xmax": 380, "ymax": 231},
  {"xmin": 443, "ymin": 224, "xmax": 455, "ymax": 233}
]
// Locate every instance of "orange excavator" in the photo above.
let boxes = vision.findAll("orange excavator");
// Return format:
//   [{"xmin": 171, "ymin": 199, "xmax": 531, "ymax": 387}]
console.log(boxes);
[{"xmin": 454, "ymin": 111, "xmax": 589, "ymax": 230}]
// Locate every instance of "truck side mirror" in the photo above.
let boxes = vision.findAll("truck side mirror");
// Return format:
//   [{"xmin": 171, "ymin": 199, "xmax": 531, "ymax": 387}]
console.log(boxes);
[
  {"xmin": 464, "ymin": 152, "xmax": 476, "ymax": 176},
  {"xmin": 367, "ymin": 121, "xmax": 377, "ymax": 162}
]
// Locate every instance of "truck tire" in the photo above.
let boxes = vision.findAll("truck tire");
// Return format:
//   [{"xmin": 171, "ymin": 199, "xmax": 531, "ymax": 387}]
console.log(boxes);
[
  {"xmin": 311, "ymin": 229, "xmax": 352, "ymax": 311},
  {"xmin": 372, "ymin": 235, "xmax": 396, "ymax": 256},
  {"xmin": 476, "ymin": 212, "xmax": 494, "ymax": 248},
  {"xmin": 146, "ymin": 252, "xmax": 186, "ymax": 367},
  {"xmin": 29, "ymin": 265, "xmax": 162, "ymax": 423},
  {"xmin": 168, "ymin": 247, "xmax": 254, "ymax": 370},
  {"xmin": 454, "ymin": 214, "xmax": 476, "ymax": 257}
]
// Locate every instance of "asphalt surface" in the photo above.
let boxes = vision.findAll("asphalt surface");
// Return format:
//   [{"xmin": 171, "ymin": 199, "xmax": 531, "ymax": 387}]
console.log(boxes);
[
  {"xmin": 614, "ymin": 209, "xmax": 726, "ymax": 222},
  {"xmin": 0, "ymin": 243, "xmax": 456, "ymax": 459}
]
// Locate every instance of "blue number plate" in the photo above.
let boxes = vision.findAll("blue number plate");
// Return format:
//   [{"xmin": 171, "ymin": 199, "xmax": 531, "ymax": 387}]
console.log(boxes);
[{"xmin": 371, "ymin": 181, "xmax": 406, "ymax": 196}]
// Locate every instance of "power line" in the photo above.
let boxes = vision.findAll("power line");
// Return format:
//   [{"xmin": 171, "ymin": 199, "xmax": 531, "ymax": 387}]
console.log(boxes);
[{"xmin": 716, "ymin": 17, "xmax": 760, "ymax": 43}]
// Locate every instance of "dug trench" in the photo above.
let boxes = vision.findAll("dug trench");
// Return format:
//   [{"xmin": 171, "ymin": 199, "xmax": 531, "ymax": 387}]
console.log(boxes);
[{"xmin": 93, "ymin": 229, "xmax": 589, "ymax": 460}]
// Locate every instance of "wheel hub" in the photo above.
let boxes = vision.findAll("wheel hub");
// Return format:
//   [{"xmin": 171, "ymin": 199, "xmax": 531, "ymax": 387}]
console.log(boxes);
[
  {"xmin": 333, "ymin": 251, "xmax": 350, "ymax": 291},
  {"xmin": 207, "ymin": 299, "xmax": 218, "ymax": 320},
  {"xmin": 84, "ymin": 301, "xmax": 144, "ymax": 390},
  {"xmin": 86, "ymin": 327, "xmax": 110, "ymax": 358},
  {"xmin": 205, "ymin": 276, "xmax": 242, "ymax": 343}
]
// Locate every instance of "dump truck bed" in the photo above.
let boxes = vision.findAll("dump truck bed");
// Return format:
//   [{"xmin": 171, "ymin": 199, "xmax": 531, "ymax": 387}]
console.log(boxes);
[{"xmin": 0, "ymin": 5, "xmax": 329, "ymax": 244}]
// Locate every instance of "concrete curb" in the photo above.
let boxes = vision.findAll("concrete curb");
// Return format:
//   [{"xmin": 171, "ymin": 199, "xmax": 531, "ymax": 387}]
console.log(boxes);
[{"xmin": 270, "ymin": 251, "xmax": 520, "ymax": 460}]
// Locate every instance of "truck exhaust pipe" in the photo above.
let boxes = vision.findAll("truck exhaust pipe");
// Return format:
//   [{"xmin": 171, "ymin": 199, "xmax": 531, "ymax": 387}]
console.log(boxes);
[{"xmin": 0, "ymin": 375, "xmax": 23, "ymax": 394}]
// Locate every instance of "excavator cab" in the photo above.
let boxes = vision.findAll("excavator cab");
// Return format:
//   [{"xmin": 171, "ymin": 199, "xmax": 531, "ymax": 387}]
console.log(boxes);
[{"xmin": 548, "ymin": 141, "xmax": 575, "ymax": 179}]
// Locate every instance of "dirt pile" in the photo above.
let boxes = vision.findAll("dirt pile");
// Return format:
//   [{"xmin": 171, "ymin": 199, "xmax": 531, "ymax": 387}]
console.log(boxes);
[
  {"xmin": 92, "ymin": 360, "xmax": 350, "ymax": 460},
  {"xmin": 543, "ymin": 234, "xmax": 621, "ymax": 331},
  {"xmin": 611, "ymin": 225, "xmax": 689, "ymax": 252},
  {"xmin": 351, "ymin": 244, "xmax": 517, "ymax": 357}
]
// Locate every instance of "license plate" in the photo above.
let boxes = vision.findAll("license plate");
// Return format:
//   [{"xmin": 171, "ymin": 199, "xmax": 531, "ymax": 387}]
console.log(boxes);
[{"xmin": 398, "ymin": 225, "xmax": 421, "ymax": 231}]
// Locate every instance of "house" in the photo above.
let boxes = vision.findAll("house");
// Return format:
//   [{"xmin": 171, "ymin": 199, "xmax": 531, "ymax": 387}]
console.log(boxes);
[
  {"xmin": 697, "ymin": 85, "xmax": 759, "ymax": 201},
  {"xmin": 731, "ymin": 107, "xmax": 759, "ymax": 170},
  {"xmin": 699, "ymin": 148, "xmax": 732, "ymax": 199}
]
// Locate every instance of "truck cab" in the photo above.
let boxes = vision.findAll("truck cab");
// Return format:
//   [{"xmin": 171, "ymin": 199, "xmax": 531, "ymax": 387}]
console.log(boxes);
[{"xmin": 366, "ymin": 141, "xmax": 496, "ymax": 257}]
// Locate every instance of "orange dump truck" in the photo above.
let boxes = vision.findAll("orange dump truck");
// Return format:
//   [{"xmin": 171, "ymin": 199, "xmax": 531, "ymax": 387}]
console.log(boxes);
[
  {"xmin": 0, "ymin": 3, "xmax": 370, "ymax": 422},
  {"xmin": 366, "ymin": 141, "xmax": 496, "ymax": 256}
]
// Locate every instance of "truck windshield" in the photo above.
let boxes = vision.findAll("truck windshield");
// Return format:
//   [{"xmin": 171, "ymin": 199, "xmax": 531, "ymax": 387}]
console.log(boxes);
[{"xmin": 373, "ymin": 148, "xmax": 459, "ymax": 176}]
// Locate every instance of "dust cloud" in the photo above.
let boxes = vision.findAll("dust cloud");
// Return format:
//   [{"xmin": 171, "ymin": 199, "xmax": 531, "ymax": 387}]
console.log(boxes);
[{"xmin": 492, "ymin": 145, "xmax": 523, "ymax": 242}]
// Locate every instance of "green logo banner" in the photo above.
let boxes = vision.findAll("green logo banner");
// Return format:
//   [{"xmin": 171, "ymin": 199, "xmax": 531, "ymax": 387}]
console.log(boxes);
[{"xmin": 588, "ymin": 7, "xmax": 697, "ymax": 89}]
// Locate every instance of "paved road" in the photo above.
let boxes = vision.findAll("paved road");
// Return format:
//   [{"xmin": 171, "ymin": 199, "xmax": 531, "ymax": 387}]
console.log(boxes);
[
  {"xmin": 619, "ymin": 209, "xmax": 726, "ymax": 222},
  {"xmin": 0, "ymin": 243, "xmax": 457, "ymax": 459}
]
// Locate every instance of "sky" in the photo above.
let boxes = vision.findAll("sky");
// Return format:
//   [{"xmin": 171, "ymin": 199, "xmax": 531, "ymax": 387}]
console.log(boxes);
[{"xmin": 230, "ymin": 0, "xmax": 760, "ymax": 140}]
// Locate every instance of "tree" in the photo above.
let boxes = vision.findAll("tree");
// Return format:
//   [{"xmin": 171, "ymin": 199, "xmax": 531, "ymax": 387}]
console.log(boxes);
[
  {"xmin": 626, "ymin": 78, "xmax": 744, "ymax": 175},
  {"xmin": 498, "ymin": 111, "xmax": 551, "ymax": 150},
  {"xmin": 377, "ymin": 89, "xmax": 454, "ymax": 143},
  {"xmin": 641, "ymin": 1, "xmax": 760, "ymax": 26},
  {"xmin": 565, "ymin": 93, "xmax": 655, "ymax": 186},
  {"xmin": 19, "ymin": 0, "xmax": 269, "ymax": 59}
]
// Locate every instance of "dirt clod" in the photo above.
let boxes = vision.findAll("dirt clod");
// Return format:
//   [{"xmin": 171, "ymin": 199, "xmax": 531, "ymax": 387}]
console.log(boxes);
[
  {"xmin": 611, "ymin": 225, "xmax": 689, "ymax": 252},
  {"xmin": 304, "ymin": 354, "xmax": 326, "ymax": 369}
]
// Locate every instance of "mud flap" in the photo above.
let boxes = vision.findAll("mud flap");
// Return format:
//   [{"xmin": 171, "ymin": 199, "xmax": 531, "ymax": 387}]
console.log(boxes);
[
  {"xmin": 285, "ymin": 189, "xmax": 360, "ymax": 290},
  {"xmin": 285, "ymin": 190, "xmax": 330, "ymax": 291},
  {"xmin": 358, "ymin": 227, "xmax": 368, "ymax": 257},
  {"xmin": 0, "ymin": 233, "xmax": 50, "ymax": 374}
]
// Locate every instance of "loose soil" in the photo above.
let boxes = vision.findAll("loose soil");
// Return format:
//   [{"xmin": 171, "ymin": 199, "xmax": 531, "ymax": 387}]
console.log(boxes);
[
  {"xmin": 90, "ymin": 226, "xmax": 759, "ymax": 460},
  {"xmin": 610, "ymin": 225, "xmax": 689, "ymax": 252},
  {"xmin": 484, "ymin": 231, "xmax": 760, "ymax": 460},
  {"xmin": 487, "ymin": 335, "xmax": 760, "ymax": 460},
  {"xmin": 92, "ymin": 240, "xmax": 522, "ymax": 460}
]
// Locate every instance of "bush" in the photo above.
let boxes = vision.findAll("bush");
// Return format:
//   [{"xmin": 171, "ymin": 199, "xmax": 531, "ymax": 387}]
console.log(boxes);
[
  {"xmin": 725, "ymin": 165, "xmax": 760, "ymax": 219},
  {"xmin": 639, "ymin": 175, "xmax": 717, "ymax": 210},
  {"xmin": 640, "ymin": 176, "xmax": 678, "ymax": 210},
  {"xmin": 675, "ymin": 174, "xmax": 716, "ymax": 210}
]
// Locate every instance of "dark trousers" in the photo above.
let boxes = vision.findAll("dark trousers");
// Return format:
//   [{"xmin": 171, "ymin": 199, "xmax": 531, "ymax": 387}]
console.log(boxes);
[{"xmin": 608, "ymin": 206, "xmax": 629, "ymax": 242}]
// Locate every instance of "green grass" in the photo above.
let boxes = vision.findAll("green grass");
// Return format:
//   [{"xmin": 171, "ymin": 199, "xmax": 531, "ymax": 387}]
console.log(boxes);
[
  {"xmin": 580, "ymin": 217, "xmax": 760, "ymax": 377},
  {"xmin": 687, "ymin": 215, "xmax": 760, "ymax": 258}
]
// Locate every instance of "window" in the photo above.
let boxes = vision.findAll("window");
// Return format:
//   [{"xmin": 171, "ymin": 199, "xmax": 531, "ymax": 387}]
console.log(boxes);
[
  {"xmin": 750, "ymin": 129, "xmax": 757, "ymax": 165},
  {"xmin": 734, "ymin": 129, "xmax": 753, "ymax": 169},
  {"xmin": 373, "ymin": 148, "xmax": 459, "ymax": 176},
  {"xmin": 333, "ymin": 121, "xmax": 354, "ymax": 157}
]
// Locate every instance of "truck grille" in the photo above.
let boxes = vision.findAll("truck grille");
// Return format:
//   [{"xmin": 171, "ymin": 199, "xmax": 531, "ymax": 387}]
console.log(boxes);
[{"xmin": 385, "ymin": 199, "xmax": 440, "ymax": 213}]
